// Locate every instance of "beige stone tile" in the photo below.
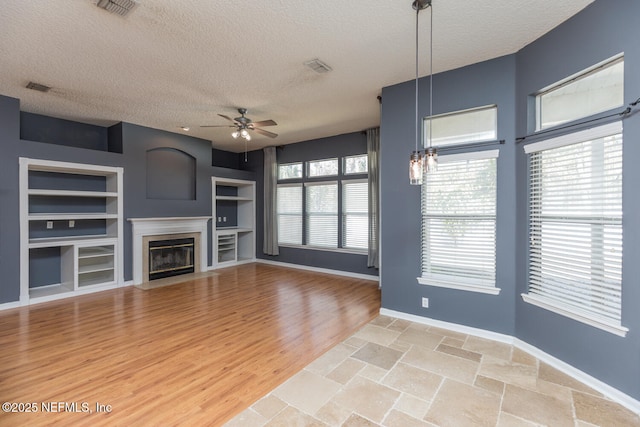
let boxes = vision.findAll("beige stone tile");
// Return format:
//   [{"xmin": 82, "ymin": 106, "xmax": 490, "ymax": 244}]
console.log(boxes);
[
  {"xmin": 351, "ymin": 342, "xmax": 403, "ymax": 370},
  {"xmin": 383, "ymin": 409, "xmax": 432, "ymax": 427},
  {"xmin": 252, "ymin": 395, "xmax": 288, "ymax": 420},
  {"xmin": 359, "ymin": 364, "xmax": 389, "ymax": 382},
  {"xmin": 306, "ymin": 343, "xmax": 355, "ymax": 376},
  {"xmin": 342, "ymin": 413, "xmax": 379, "ymax": 427},
  {"xmin": 224, "ymin": 408, "xmax": 268, "ymax": 427},
  {"xmin": 424, "ymin": 379, "xmax": 501, "ymax": 427},
  {"xmin": 393, "ymin": 393, "xmax": 430, "ymax": 420},
  {"xmin": 501, "ymin": 384, "xmax": 574, "ymax": 427},
  {"xmin": 511, "ymin": 347, "xmax": 537, "ymax": 367},
  {"xmin": 463, "ymin": 336, "xmax": 512, "ymax": 360},
  {"xmin": 428, "ymin": 326, "xmax": 468, "ymax": 342},
  {"xmin": 315, "ymin": 400, "xmax": 352, "ymax": 426},
  {"xmin": 395, "ymin": 327, "xmax": 444, "ymax": 350},
  {"xmin": 573, "ymin": 390, "xmax": 640, "ymax": 426},
  {"xmin": 382, "ymin": 362, "xmax": 443, "ymax": 400},
  {"xmin": 370, "ymin": 315, "xmax": 395, "ymax": 327},
  {"xmin": 575, "ymin": 421, "xmax": 601, "ymax": 427},
  {"xmin": 436, "ymin": 343, "xmax": 482, "ymax": 362},
  {"xmin": 264, "ymin": 406, "xmax": 328, "ymax": 427},
  {"xmin": 326, "ymin": 358, "xmax": 366, "ymax": 385},
  {"xmin": 272, "ymin": 370, "xmax": 341, "ymax": 415},
  {"xmin": 534, "ymin": 378, "xmax": 572, "ymax": 402},
  {"xmin": 388, "ymin": 340, "xmax": 412, "ymax": 353},
  {"xmin": 478, "ymin": 356, "xmax": 537, "ymax": 389},
  {"xmin": 496, "ymin": 412, "xmax": 540, "ymax": 427},
  {"xmin": 538, "ymin": 362, "xmax": 601, "ymax": 395},
  {"xmin": 344, "ymin": 336, "xmax": 368, "ymax": 349},
  {"xmin": 332, "ymin": 375, "xmax": 401, "ymax": 423},
  {"xmin": 353, "ymin": 324, "xmax": 401, "ymax": 347},
  {"xmin": 401, "ymin": 344, "xmax": 479, "ymax": 385},
  {"xmin": 441, "ymin": 336, "xmax": 465, "ymax": 348},
  {"xmin": 387, "ymin": 319, "xmax": 412, "ymax": 332},
  {"xmin": 474, "ymin": 375, "xmax": 505, "ymax": 395}
]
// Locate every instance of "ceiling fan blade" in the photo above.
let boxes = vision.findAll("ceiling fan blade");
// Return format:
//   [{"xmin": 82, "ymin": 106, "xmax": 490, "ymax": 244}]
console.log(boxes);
[
  {"xmin": 218, "ymin": 114, "xmax": 238, "ymax": 124},
  {"xmin": 200, "ymin": 125, "xmax": 236, "ymax": 128},
  {"xmin": 251, "ymin": 119, "xmax": 277, "ymax": 127},
  {"xmin": 253, "ymin": 128, "xmax": 278, "ymax": 138}
]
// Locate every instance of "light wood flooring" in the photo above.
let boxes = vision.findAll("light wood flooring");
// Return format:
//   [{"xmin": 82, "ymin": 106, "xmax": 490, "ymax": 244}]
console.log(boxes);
[{"xmin": 0, "ymin": 263, "xmax": 381, "ymax": 426}]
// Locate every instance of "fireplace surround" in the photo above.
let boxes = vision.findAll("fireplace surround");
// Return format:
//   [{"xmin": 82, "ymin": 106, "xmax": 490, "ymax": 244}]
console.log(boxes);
[{"xmin": 128, "ymin": 217, "xmax": 210, "ymax": 285}]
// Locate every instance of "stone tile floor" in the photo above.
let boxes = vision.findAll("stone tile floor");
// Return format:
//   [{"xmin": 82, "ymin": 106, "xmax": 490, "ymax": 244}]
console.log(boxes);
[{"xmin": 224, "ymin": 316, "xmax": 640, "ymax": 427}]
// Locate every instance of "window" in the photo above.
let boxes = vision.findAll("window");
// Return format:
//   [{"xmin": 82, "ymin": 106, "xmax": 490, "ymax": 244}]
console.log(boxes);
[
  {"xmin": 418, "ymin": 150, "xmax": 499, "ymax": 294},
  {"xmin": 523, "ymin": 122, "xmax": 625, "ymax": 336},
  {"xmin": 536, "ymin": 56, "xmax": 623, "ymax": 130},
  {"xmin": 424, "ymin": 105, "xmax": 497, "ymax": 148},
  {"xmin": 278, "ymin": 162, "xmax": 303, "ymax": 180},
  {"xmin": 307, "ymin": 158, "xmax": 338, "ymax": 177},
  {"xmin": 305, "ymin": 182, "xmax": 338, "ymax": 248},
  {"xmin": 342, "ymin": 180, "xmax": 368, "ymax": 250},
  {"xmin": 276, "ymin": 155, "xmax": 368, "ymax": 251},
  {"xmin": 276, "ymin": 184, "xmax": 303, "ymax": 245},
  {"xmin": 344, "ymin": 155, "xmax": 368, "ymax": 175}
]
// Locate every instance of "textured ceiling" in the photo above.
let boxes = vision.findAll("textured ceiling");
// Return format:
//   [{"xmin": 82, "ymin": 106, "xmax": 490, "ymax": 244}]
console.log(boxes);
[{"xmin": 0, "ymin": 0, "xmax": 593, "ymax": 152}]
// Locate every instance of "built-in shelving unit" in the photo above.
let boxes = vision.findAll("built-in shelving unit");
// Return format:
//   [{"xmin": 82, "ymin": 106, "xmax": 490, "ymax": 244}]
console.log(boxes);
[
  {"xmin": 19, "ymin": 158, "xmax": 124, "ymax": 303},
  {"xmin": 212, "ymin": 177, "xmax": 256, "ymax": 268}
]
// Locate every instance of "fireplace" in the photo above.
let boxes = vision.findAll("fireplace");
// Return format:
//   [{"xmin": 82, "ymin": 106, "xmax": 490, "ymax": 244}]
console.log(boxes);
[
  {"xmin": 148, "ymin": 237, "xmax": 195, "ymax": 280},
  {"xmin": 128, "ymin": 217, "xmax": 210, "ymax": 285}
]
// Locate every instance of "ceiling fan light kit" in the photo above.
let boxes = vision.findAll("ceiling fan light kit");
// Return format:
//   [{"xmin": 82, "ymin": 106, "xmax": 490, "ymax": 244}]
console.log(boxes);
[{"xmin": 201, "ymin": 108, "xmax": 278, "ymax": 142}]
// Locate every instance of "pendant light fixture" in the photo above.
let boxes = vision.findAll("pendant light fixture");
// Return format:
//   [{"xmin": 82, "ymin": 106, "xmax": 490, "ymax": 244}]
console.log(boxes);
[{"xmin": 409, "ymin": 0, "xmax": 437, "ymax": 185}]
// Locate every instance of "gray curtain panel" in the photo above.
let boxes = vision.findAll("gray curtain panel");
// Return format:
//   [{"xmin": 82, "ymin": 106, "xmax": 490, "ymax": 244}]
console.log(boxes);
[
  {"xmin": 367, "ymin": 127, "xmax": 380, "ymax": 268},
  {"xmin": 263, "ymin": 146, "xmax": 279, "ymax": 256}
]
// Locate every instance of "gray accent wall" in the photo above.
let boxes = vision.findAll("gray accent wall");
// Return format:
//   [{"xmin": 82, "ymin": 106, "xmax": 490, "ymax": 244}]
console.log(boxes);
[{"xmin": 380, "ymin": 0, "xmax": 640, "ymax": 400}]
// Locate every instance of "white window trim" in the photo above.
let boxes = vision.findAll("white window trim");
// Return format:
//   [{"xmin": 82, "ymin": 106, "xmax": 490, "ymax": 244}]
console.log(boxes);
[
  {"xmin": 424, "ymin": 104, "xmax": 498, "ymax": 148},
  {"xmin": 521, "ymin": 293, "xmax": 628, "ymax": 337},
  {"xmin": 418, "ymin": 149, "xmax": 500, "ymax": 295},
  {"xmin": 523, "ymin": 120, "xmax": 625, "ymax": 336},
  {"xmin": 524, "ymin": 121, "xmax": 623, "ymax": 154}
]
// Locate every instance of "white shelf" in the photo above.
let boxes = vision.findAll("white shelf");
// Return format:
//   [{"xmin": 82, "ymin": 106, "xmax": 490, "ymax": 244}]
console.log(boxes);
[
  {"xmin": 212, "ymin": 177, "xmax": 256, "ymax": 269},
  {"xmin": 29, "ymin": 189, "xmax": 119, "ymax": 198},
  {"xmin": 20, "ymin": 157, "xmax": 124, "ymax": 302},
  {"xmin": 28, "ymin": 213, "xmax": 118, "ymax": 221}
]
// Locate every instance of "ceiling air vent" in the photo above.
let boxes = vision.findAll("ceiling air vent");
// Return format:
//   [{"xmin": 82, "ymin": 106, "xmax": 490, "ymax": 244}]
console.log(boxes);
[
  {"xmin": 304, "ymin": 58, "xmax": 333, "ymax": 74},
  {"xmin": 96, "ymin": 0, "xmax": 138, "ymax": 16},
  {"xmin": 26, "ymin": 82, "xmax": 51, "ymax": 92}
]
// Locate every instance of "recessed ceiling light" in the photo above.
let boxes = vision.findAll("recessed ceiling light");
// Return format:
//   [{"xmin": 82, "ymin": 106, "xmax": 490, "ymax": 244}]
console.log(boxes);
[
  {"xmin": 96, "ymin": 0, "xmax": 138, "ymax": 17},
  {"xmin": 180, "ymin": 126, "xmax": 190, "ymax": 131}
]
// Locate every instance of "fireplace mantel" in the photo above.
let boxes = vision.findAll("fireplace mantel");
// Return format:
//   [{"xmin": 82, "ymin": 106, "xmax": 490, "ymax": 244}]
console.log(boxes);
[{"xmin": 128, "ymin": 217, "xmax": 211, "ymax": 285}]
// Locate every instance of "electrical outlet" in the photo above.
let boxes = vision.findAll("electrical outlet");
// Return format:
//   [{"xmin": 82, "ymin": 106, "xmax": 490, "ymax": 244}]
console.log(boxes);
[
  {"xmin": 218, "ymin": 217, "xmax": 222, "ymax": 222},
  {"xmin": 46, "ymin": 221, "xmax": 53, "ymax": 229},
  {"xmin": 421, "ymin": 297, "xmax": 429, "ymax": 308},
  {"xmin": 69, "ymin": 220, "xmax": 75, "ymax": 228},
  {"xmin": 223, "ymin": 216, "xmax": 227, "ymax": 222}
]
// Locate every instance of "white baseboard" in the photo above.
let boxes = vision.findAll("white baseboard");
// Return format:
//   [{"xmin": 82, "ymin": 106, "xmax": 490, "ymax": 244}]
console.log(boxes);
[
  {"xmin": 256, "ymin": 259, "xmax": 379, "ymax": 282},
  {"xmin": 0, "ymin": 300, "xmax": 23, "ymax": 311},
  {"xmin": 379, "ymin": 308, "xmax": 640, "ymax": 415}
]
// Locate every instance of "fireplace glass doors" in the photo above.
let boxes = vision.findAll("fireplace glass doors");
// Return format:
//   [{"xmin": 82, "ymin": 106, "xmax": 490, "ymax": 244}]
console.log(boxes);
[{"xmin": 148, "ymin": 237, "xmax": 195, "ymax": 280}]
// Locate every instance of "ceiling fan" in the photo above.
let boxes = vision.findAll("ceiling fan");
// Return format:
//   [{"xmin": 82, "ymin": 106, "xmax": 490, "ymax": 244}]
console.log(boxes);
[{"xmin": 201, "ymin": 108, "xmax": 278, "ymax": 140}]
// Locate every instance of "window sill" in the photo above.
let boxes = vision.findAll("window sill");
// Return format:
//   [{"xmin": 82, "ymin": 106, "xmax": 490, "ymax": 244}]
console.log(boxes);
[
  {"xmin": 521, "ymin": 293, "xmax": 628, "ymax": 338},
  {"xmin": 417, "ymin": 277, "xmax": 500, "ymax": 295},
  {"xmin": 278, "ymin": 244, "xmax": 367, "ymax": 256}
]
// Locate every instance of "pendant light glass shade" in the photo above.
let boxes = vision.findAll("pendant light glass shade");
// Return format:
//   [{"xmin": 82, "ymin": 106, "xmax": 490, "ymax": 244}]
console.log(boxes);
[
  {"xmin": 425, "ymin": 146, "xmax": 437, "ymax": 172},
  {"xmin": 409, "ymin": 151, "xmax": 424, "ymax": 185}
]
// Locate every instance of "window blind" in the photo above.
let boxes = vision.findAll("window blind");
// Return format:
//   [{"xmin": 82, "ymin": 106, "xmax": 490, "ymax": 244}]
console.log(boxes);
[
  {"xmin": 420, "ymin": 150, "xmax": 498, "ymax": 291},
  {"xmin": 305, "ymin": 182, "xmax": 338, "ymax": 248},
  {"xmin": 342, "ymin": 180, "xmax": 368, "ymax": 250},
  {"xmin": 277, "ymin": 184, "xmax": 302, "ymax": 245},
  {"xmin": 526, "ymin": 123, "xmax": 623, "ymax": 326}
]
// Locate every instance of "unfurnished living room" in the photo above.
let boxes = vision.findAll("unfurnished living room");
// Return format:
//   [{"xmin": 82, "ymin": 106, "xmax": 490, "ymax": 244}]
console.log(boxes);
[{"xmin": 1, "ymin": 1, "xmax": 640, "ymax": 426}]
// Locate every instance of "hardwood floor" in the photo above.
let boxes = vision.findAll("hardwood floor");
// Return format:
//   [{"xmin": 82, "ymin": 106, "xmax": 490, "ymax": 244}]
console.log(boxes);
[{"xmin": 0, "ymin": 263, "xmax": 380, "ymax": 426}]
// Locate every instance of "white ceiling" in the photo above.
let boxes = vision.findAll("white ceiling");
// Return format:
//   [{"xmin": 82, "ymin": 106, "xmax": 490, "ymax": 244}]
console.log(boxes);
[{"xmin": 0, "ymin": 0, "xmax": 593, "ymax": 152}]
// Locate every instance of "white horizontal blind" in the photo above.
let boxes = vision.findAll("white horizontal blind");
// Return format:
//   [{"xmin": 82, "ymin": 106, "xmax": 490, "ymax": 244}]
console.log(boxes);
[
  {"xmin": 277, "ymin": 184, "xmax": 302, "ymax": 245},
  {"xmin": 421, "ymin": 151, "xmax": 497, "ymax": 288},
  {"xmin": 342, "ymin": 180, "xmax": 368, "ymax": 250},
  {"xmin": 306, "ymin": 182, "xmax": 338, "ymax": 248},
  {"xmin": 528, "ymin": 125, "xmax": 623, "ymax": 325}
]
